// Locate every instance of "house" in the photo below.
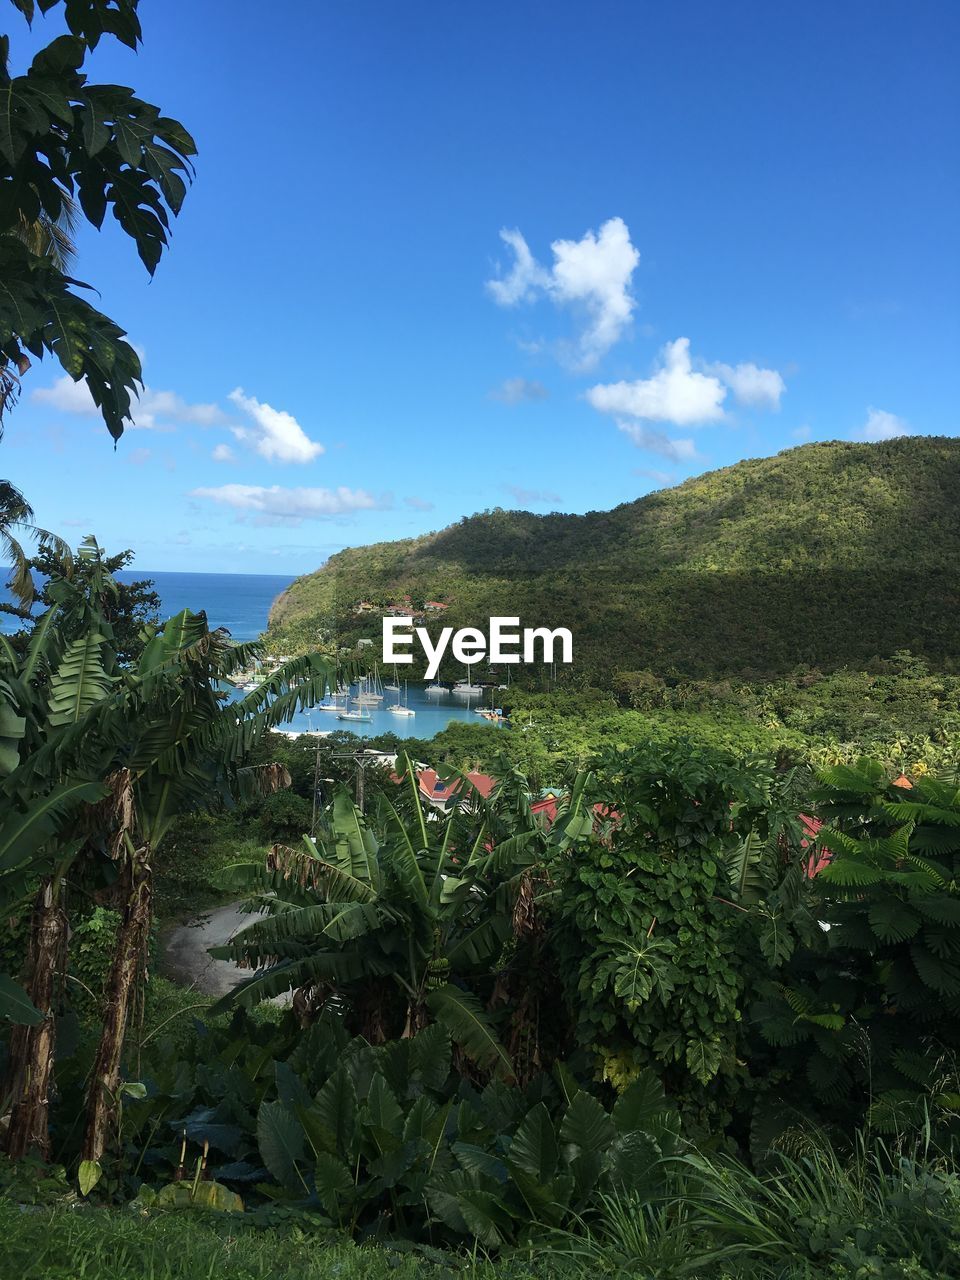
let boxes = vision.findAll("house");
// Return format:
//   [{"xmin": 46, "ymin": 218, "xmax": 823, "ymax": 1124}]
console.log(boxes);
[
  {"xmin": 417, "ymin": 767, "xmax": 496, "ymax": 813},
  {"xmin": 529, "ymin": 793, "xmax": 617, "ymax": 833},
  {"xmin": 423, "ymin": 601, "xmax": 449, "ymax": 612},
  {"xmin": 357, "ymin": 638, "xmax": 373, "ymax": 649}
]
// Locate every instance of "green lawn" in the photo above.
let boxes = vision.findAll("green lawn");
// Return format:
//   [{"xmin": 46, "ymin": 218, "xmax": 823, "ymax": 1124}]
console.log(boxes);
[{"xmin": 0, "ymin": 1199, "xmax": 557, "ymax": 1280}]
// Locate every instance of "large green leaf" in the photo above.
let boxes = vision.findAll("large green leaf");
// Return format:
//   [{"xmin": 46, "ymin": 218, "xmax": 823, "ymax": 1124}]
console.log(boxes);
[
  {"xmin": 607, "ymin": 1130, "xmax": 663, "ymax": 1197},
  {"xmin": 426, "ymin": 984, "xmax": 513, "ymax": 1079},
  {"xmin": 408, "ymin": 1022, "xmax": 452, "ymax": 1092},
  {"xmin": 0, "ymin": 973, "xmax": 43, "ymax": 1025},
  {"xmin": 0, "ymin": 779, "xmax": 104, "ymax": 874},
  {"xmin": 0, "ymin": 695, "xmax": 26, "ymax": 776},
  {"xmin": 239, "ymin": 901, "xmax": 382, "ymax": 947},
  {"xmin": 446, "ymin": 916, "xmax": 510, "ymax": 969},
  {"xmin": 508, "ymin": 1102, "xmax": 558, "ymax": 1184},
  {"xmin": 364, "ymin": 1072, "xmax": 404, "ymax": 1153},
  {"xmin": 46, "ymin": 631, "xmax": 113, "ymax": 725},
  {"xmin": 256, "ymin": 1100, "xmax": 308, "ymax": 1194},
  {"xmin": 328, "ymin": 790, "xmax": 380, "ymax": 889},
  {"xmin": 427, "ymin": 1170, "xmax": 514, "ymax": 1248},
  {"xmin": 611, "ymin": 1069, "xmax": 668, "ymax": 1134},
  {"xmin": 685, "ymin": 1035, "xmax": 723, "ymax": 1083},
  {"xmin": 312, "ymin": 1152, "xmax": 353, "ymax": 1217},
  {"xmin": 560, "ymin": 1091, "xmax": 615, "ymax": 1162},
  {"xmin": 300, "ymin": 1064, "xmax": 358, "ymax": 1162}
]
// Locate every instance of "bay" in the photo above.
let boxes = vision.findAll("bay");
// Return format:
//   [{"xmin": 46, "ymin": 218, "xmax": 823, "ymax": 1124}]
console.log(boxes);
[{"xmin": 1, "ymin": 567, "xmax": 497, "ymax": 739}]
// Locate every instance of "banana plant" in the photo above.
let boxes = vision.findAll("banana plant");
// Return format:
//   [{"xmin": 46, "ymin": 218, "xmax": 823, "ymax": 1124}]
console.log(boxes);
[
  {"xmin": 0, "ymin": 538, "xmax": 338, "ymax": 1162},
  {"xmin": 215, "ymin": 754, "xmax": 576, "ymax": 1080}
]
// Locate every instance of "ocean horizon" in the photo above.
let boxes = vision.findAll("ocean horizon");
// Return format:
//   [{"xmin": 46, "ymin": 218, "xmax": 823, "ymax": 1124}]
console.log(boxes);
[{"xmin": 0, "ymin": 568, "xmax": 294, "ymax": 642}]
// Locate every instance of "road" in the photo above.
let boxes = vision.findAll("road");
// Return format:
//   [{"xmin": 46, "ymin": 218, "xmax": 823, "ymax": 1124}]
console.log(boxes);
[{"xmin": 159, "ymin": 900, "xmax": 259, "ymax": 997}]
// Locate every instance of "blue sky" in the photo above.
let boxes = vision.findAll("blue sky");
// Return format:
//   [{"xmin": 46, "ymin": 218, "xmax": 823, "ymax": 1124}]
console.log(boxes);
[{"xmin": 4, "ymin": 0, "xmax": 958, "ymax": 574}]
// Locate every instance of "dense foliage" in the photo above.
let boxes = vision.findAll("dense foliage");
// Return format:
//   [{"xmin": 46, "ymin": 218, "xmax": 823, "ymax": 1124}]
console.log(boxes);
[
  {"xmin": 268, "ymin": 438, "xmax": 960, "ymax": 681},
  {"xmin": 5, "ymin": 582, "xmax": 960, "ymax": 1274},
  {"xmin": 0, "ymin": 0, "xmax": 194, "ymax": 438},
  {"xmin": 0, "ymin": 539, "xmax": 336, "ymax": 1173},
  {"xmin": 752, "ymin": 762, "xmax": 960, "ymax": 1139}
]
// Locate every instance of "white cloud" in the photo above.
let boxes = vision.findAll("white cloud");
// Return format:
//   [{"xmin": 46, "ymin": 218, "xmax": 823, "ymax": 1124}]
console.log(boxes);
[
  {"xmin": 227, "ymin": 388, "xmax": 324, "ymax": 464},
  {"xmin": 503, "ymin": 483, "xmax": 562, "ymax": 506},
  {"xmin": 616, "ymin": 421, "xmax": 697, "ymax": 461},
  {"xmin": 212, "ymin": 443, "xmax": 235, "ymax": 463},
  {"xmin": 32, "ymin": 375, "xmax": 97, "ymax": 415},
  {"xmin": 404, "ymin": 496, "xmax": 435, "ymax": 511},
  {"xmin": 633, "ymin": 467, "xmax": 675, "ymax": 485},
  {"xmin": 588, "ymin": 338, "xmax": 726, "ymax": 426},
  {"xmin": 706, "ymin": 360, "xmax": 785, "ymax": 410},
  {"xmin": 486, "ymin": 216, "xmax": 640, "ymax": 368},
  {"xmin": 191, "ymin": 484, "xmax": 388, "ymax": 522},
  {"xmin": 31, "ymin": 375, "xmax": 228, "ymax": 430},
  {"xmin": 489, "ymin": 377, "xmax": 549, "ymax": 404},
  {"xmin": 853, "ymin": 407, "xmax": 911, "ymax": 442},
  {"xmin": 485, "ymin": 229, "xmax": 551, "ymax": 305},
  {"xmin": 133, "ymin": 388, "xmax": 227, "ymax": 430}
]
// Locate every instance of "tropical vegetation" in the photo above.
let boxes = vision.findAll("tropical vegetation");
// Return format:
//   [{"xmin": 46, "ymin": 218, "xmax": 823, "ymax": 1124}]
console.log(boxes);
[
  {"xmin": 268, "ymin": 436, "xmax": 960, "ymax": 683},
  {"xmin": 1, "ymin": 4, "xmax": 957, "ymax": 1278}
]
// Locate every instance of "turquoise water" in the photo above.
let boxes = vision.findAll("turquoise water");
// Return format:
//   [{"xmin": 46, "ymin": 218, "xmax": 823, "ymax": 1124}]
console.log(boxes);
[
  {"xmin": 2, "ymin": 567, "xmax": 495, "ymax": 740},
  {"xmin": 258, "ymin": 680, "xmax": 504, "ymax": 740}
]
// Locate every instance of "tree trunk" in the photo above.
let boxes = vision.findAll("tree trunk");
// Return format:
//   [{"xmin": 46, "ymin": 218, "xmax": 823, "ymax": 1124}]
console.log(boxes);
[
  {"xmin": 3, "ymin": 878, "xmax": 67, "ymax": 1160},
  {"xmin": 81, "ymin": 847, "xmax": 151, "ymax": 1165}
]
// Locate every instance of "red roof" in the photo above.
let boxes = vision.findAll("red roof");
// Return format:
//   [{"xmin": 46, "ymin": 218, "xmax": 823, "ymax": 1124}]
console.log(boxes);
[
  {"xmin": 530, "ymin": 795, "xmax": 618, "ymax": 831},
  {"xmin": 417, "ymin": 767, "xmax": 496, "ymax": 804}
]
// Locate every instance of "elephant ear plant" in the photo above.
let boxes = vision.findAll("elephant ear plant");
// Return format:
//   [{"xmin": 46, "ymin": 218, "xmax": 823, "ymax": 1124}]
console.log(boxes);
[
  {"xmin": 0, "ymin": 538, "xmax": 337, "ymax": 1172},
  {"xmin": 246, "ymin": 1020, "xmax": 682, "ymax": 1245}
]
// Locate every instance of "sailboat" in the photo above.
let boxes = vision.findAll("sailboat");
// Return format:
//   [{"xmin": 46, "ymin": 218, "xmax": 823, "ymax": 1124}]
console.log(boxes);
[
  {"xmin": 356, "ymin": 671, "xmax": 383, "ymax": 704},
  {"xmin": 384, "ymin": 663, "xmax": 401, "ymax": 693},
  {"xmin": 316, "ymin": 676, "xmax": 348, "ymax": 712},
  {"xmin": 337, "ymin": 684, "xmax": 372, "ymax": 722},
  {"xmin": 452, "ymin": 665, "xmax": 483, "ymax": 696},
  {"xmin": 387, "ymin": 679, "xmax": 415, "ymax": 716},
  {"xmin": 425, "ymin": 678, "xmax": 446, "ymax": 694}
]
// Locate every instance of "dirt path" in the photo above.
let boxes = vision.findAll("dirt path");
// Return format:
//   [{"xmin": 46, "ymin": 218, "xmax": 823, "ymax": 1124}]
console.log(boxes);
[{"xmin": 159, "ymin": 901, "xmax": 258, "ymax": 997}]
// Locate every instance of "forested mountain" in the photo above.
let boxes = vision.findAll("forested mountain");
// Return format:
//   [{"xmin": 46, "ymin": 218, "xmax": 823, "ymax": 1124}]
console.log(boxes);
[{"xmin": 268, "ymin": 438, "xmax": 960, "ymax": 681}]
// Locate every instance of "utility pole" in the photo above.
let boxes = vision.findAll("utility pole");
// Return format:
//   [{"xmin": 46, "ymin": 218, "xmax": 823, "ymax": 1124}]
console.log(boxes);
[
  {"xmin": 309, "ymin": 739, "xmax": 335, "ymax": 837},
  {"xmin": 332, "ymin": 749, "xmax": 384, "ymax": 815}
]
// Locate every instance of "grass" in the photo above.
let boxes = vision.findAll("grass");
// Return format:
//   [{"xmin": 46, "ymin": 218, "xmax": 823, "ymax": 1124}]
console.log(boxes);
[
  {"xmin": 0, "ymin": 1199, "xmax": 556, "ymax": 1280},
  {"xmin": 154, "ymin": 813, "xmax": 267, "ymax": 923},
  {"xmin": 4, "ymin": 1131, "xmax": 960, "ymax": 1280},
  {"xmin": 542, "ymin": 1133, "xmax": 960, "ymax": 1279}
]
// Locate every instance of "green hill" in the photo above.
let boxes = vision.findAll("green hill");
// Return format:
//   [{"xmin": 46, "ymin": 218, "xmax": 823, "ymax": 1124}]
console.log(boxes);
[{"xmin": 268, "ymin": 438, "xmax": 960, "ymax": 682}]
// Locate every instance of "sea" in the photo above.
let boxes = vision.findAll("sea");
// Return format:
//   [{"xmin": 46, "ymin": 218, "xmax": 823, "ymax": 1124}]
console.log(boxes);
[{"xmin": 0, "ymin": 568, "xmax": 497, "ymax": 740}]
